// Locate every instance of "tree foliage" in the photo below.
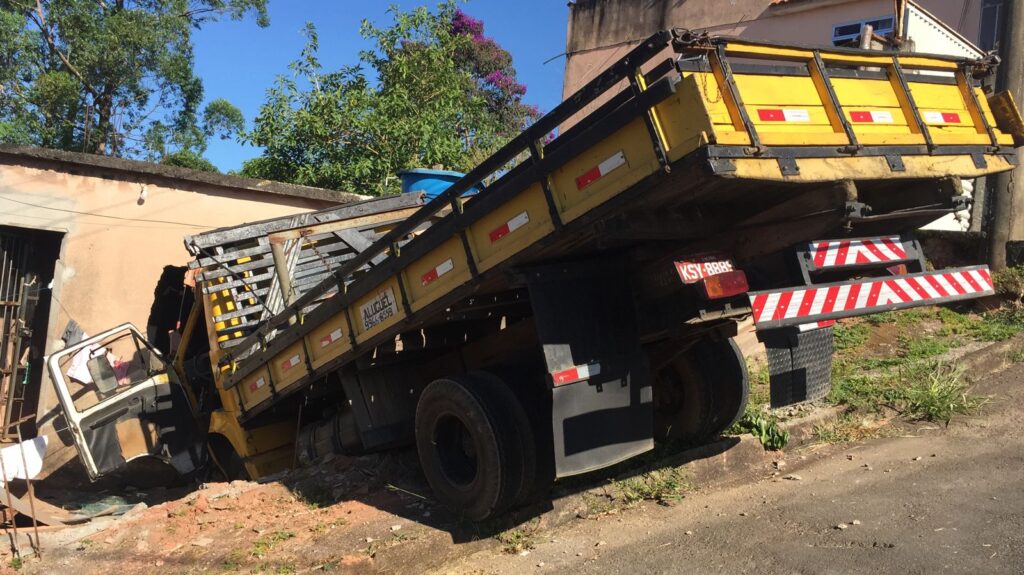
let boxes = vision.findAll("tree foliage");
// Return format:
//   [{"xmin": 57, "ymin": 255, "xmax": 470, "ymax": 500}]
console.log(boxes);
[
  {"xmin": 0, "ymin": 0, "xmax": 266, "ymax": 167},
  {"xmin": 241, "ymin": 2, "xmax": 540, "ymax": 195}
]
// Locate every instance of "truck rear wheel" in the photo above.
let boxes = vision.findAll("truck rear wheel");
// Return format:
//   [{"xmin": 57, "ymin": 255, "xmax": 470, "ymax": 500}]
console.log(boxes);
[
  {"xmin": 415, "ymin": 375, "xmax": 529, "ymax": 520},
  {"xmin": 654, "ymin": 337, "xmax": 749, "ymax": 442}
]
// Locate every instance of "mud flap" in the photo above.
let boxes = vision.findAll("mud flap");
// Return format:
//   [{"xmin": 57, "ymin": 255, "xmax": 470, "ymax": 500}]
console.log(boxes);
[
  {"xmin": 524, "ymin": 257, "xmax": 653, "ymax": 478},
  {"xmin": 760, "ymin": 325, "xmax": 834, "ymax": 407}
]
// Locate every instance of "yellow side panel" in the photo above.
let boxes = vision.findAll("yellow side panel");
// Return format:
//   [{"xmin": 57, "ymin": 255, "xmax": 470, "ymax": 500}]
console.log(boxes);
[
  {"xmin": 656, "ymin": 74, "xmax": 714, "ymax": 162},
  {"xmin": 734, "ymin": 74, "xmax": 823, "ymax": 105},
  {"xmin": 468, "ymin": 183, "xmax": 554, "ymax": 273},
  {"xmin": 238, "ymin": 365, "xmax": 273, "ymax": 408},
  {"xmin": 307, "ymin": 311, "xmax": 352, "ymax": 370},
  {"xmin": 724, "ymin": 154, "xmax": 1013, "ymax": 183},
  {"xmin": 832, "ymin": 78, "xmax": 901, "ymax": 108},
  {"xmin": 906, "ymin": 81, "xmax": 969, "ymax": 111},
  {"xmin": 352, "ymin": 277, "xmax": 405, "ymax": 343},
  {"xmin": 549, "ymin": 119, "xmax": 660, "ymax": 224},
  {"xmin": 402, "ymin": 238, "xmax": 472, "ymax": 312},
  {"xmin": 268, "ymin": 341, "xmax": 309, "ymax": 391}
]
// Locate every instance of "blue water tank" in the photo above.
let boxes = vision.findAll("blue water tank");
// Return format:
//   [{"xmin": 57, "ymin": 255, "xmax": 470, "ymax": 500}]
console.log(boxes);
[{"xmin": 399, "ymin": 168, "xmax": 479, "ymax": 200}]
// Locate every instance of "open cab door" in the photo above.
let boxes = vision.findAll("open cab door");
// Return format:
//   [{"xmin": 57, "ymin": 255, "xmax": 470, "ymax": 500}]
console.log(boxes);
[{"xmin": 46, "ymin": 324, "xmax": 201, "ymax": 481}]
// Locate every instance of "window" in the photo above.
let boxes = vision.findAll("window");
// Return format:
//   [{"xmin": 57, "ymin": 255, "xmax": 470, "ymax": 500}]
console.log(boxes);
[
  {"xmin": 58, "ymin": 329, "xmax": 166, "ymax": 412},
  {"xmin": 832, "ymin": 16, "xmax": 896, "ymax": 46},
  {"xmin": 979, "ymin": 0, "xmax": 1004, "ymax": 52}
]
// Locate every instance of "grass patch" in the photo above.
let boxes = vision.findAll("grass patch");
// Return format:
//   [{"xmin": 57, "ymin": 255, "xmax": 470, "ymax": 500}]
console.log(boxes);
[
  {"xmin": 251, "ymin": 530, "xmax": 296, "ymax": 559},
  {"xmin": 814, "ymin": 413, "xmax": 894, "ymax": 444},
  {"xmin": 610, "ymin": 466, "xmax": 693, "ymax": 506},
  {"xmin": 494, "ymin": 519, "xmax": 541, "ymax": 554},
  {"xmin": 1007, "ymin": 345, "xmax": 1024, "ymax": 363},
  {"xmin": 833, "ymin": 321, "xmax": 870, "ymax": 351}
]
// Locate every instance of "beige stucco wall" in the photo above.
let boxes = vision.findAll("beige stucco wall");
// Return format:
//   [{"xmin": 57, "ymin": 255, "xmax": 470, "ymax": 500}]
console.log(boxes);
[
  {"xmin": 0, "ymin": 161, "xmax": 333, "ymax": 351},
  {"xmin": 562, "ymin": 0, "xmax": 981, "ymax": 120}
]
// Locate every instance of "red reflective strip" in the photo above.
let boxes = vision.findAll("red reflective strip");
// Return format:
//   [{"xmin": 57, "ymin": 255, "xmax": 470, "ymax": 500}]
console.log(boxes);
[
  {"xmin": 844, "ymin": 284, "xmax": 862, "ymax": 310},
  {"xmin": 751, "ymin": 294, "xmax": 768, "ymax": 322},
  {"xmin": 821, "ymin": 286, "xmax": 840, "ymax": 314},
  {"xmin": 489, "ymin": 222, "xmax": 511, "ymax": 243},
  {"xmin": 946, "ymin": 273, "xmax": 967, "ymax": 295},
  {"xmin": 834, "ymin": 240, "xmax": 851, "ymax": 266},
  {"xmin": 421, "ymin": 268, "xmax": 439, "ymax": 285},
  {"xmin": 904, "ymin": 277, "xmax": 931, "ymax": 300},
  {"xmin": 552, "ymin": 367, "xmax": 580, "ymax": 386},
  {"xmin": 758, "ymin": 109, "xmax": 785, "ymax": 121},
  {"xmin": 812, "ymin": 241, "xmax": 829, "ymax": 268},
  {"xmin": 881, "ymin": 237, "xmax": 908, "ymax": 258},
  {"xmin": 866, "ymin": 282, "xmax": 882, "ymax": 307},
  {"xmin": 772, "ymin": 291, "xmax": 794, "ymax": 321},
  {"xmin": 887, "ymin": 279, "xmax": 910, "ymax": 304},
  {"xmin": 924, "ymin": 274, "xmax": 948, "ymax": 297},
  {"xmin": 960, "ymin": 271, "xmax": 983, "ymax": 293},
  {"xmin": 575, "ymin": 165, "xmax": 602, "ymax": 190},
  {"xmin": 942, "ymin": 112, "xmax": 961, "ymax": 123},
  {"xmin": 860, "ymin": 240, "xmax": 890, "ymax": 264},
  {"xmin": 979, "ymin": 268, "xmax": 992, "ymax": 285},
  {"xmin": 797, "ymin": 288, "xmax": 817, "ymax": 317},
  {"xmin": 850, "ymin": 111, "xmax": 873, "ymax": 122}
]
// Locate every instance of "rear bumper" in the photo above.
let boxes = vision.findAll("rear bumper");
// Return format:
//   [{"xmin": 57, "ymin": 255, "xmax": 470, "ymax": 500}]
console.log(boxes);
[{"xmin": 748, "ymin": 265, "xmax": 993, "ymax": 330}]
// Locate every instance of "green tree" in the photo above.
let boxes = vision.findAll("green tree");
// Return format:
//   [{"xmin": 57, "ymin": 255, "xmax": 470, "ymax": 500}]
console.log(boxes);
[
  {"xmin": 241, "ymin": 2, "xmax": 540, "ymax": 195},
  {"xmin": 0, "ymin": 0, "xmax": 266, "ymax": 168}
]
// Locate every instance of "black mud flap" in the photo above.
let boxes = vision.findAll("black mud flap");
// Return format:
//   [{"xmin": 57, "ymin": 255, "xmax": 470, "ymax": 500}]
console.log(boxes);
[
  {"xmin": 524, "ymin": 257, "xmax": 653, "ymax": 478},
  {"xmin": 759, "ymin": 325, "xmax": 834, "ymax": 407}
]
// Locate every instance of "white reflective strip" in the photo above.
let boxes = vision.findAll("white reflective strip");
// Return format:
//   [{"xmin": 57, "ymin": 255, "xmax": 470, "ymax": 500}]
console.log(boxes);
[
  {"xmin": 950, "ymin": 272, "xmax": 975, "ymax": 293},
  {"xmin": 934, "ymin": 274, "xmax": 958, "ymax": 295},
  {"xmin": 873, "ymin": 239, "xmax": 902, "ymax": 260},
  {"xmin": 894, "ymin": 278, "xmax": 921, "ymax": 301},
  {"xmin": 823, "ymin": 244, "xmax": 840, "ymax": 267},
  {"xmin": 924, "ymin": 111, "xmax": 945, "ymax": 123},
  {"xmin": 783, "ymin": 109, "xmax": 810, "ymax": 122},
  {"xmin": 598, "ymin": 152, "xmax": 626, "ymax": 176},
  {"xmin": 915, "ymin": 276, "xmax": 942, "ymax": 298},
  {"xmin": 809, "ymin": 287, "xmax": 830, "ymax": 315},
  {"xmin": 833, "ymin": 284, "xmax": 852, "ymax": 310},
  {"xmin": 849, "ymin": 241, "xmax": 880, "ymax": 263},
  {"xmin": 871, "ymin": 110, "xmax": 894, "ymax": 123},
  {"xmin": 507, "ymin": 211, "xmax": 530, "ymax": 232},
  {"xmin": 759, "ymin": 291, "xmax": 782, "ymax": 321},
  {"xmin": 969, "ymin": 269, "xmax": 993, "ymax": 290},
  {"xmin": 783, "ymin": 290, "xmax": 807, "ymax": 319},
  {"xmin": 435, "ymin": 258, "xmax": 454, "ymax": 277},
  {"xmin": 855, "ymin": 283, "xmax": 872, "ymax": 309}
]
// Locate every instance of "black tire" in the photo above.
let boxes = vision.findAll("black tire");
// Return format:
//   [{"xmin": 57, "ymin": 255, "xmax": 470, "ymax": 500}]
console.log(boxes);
[
  {"xmin": 469, "ymin": 371, "xmax": 538, "ymax": 509},
  {"xmin": 701, "ymin": 338, "xmax": 750, "ymax": 435},
  {"xmin": 415, "ymin": 376, "xmax": 511, "ymax": 520},
  {"xmin": 653, "ymin": 337, "xmax": 749, "ymax": 442}
]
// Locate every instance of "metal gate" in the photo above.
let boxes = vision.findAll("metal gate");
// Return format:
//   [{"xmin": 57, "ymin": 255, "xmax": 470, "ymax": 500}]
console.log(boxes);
[{"xmin": 0, "ymin": 232, "xmax": 37, "ymax": 442}]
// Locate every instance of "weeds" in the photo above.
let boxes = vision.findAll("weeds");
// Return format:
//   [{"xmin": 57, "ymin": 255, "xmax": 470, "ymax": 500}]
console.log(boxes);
[
  {"xmin": 494, "ymin": 519, "xmax": 541, "ymax": 554},
  {"xmin": 251, "ymin": 530, "xmax": 295, "ymax": 559},
  {"xmin": 610, "ymin": 466, "xmax": 692, "ymax": 506},
  {"xmin": 833, "ymin": 322, "xmax": 870, "ymax": 351},
  {"xmin": 898, "ymin": 364, "xmax": 987, "ymax": 423},
  {"xmin": 1007, "ymin": 345, "xmax": 1024, "ymax": 363},
  {"xmin": 814, "ymin": 414, "xmax": 893, "ymax": 444},
  {"xmin": 9, "ymin": 557, "xmax": 22, "ymax": 571}
]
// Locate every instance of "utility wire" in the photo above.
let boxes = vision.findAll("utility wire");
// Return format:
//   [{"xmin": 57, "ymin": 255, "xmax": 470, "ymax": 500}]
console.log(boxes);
[{"xmin": 0, "ymin": 194, "xmax": 216, "ymax": 228}]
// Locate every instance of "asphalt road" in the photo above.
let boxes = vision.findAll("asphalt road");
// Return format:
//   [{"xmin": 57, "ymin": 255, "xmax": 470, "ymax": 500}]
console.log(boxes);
[{"xmin": 440, "ymin": 362, "xmax": 1024, "ymax": 575}]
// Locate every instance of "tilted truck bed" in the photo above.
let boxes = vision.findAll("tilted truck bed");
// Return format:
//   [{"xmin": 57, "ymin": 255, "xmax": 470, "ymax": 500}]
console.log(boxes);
[{"xmin": 191, "ymin": 30, "xmax": 1021, "ymax": 424}]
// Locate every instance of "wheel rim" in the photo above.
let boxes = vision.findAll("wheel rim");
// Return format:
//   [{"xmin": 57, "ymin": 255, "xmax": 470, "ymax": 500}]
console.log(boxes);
[{"xmin": 434, "ymin": 413, "xmax": 478, "ymax": 487}]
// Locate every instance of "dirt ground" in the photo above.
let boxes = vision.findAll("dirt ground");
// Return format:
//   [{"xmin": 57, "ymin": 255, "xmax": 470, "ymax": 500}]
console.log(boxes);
[
  {"xmin": 438, "ymin": 354, "xmax": 1024, "ymax": 575},
  {"xmin": 4, "ymin": 312, "xmax": 1022, "ymax": 574}
]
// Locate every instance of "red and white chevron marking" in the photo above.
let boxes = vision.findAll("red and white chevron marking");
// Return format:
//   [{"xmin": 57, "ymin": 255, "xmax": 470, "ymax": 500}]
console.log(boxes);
[
  {"xmin": 750, "ymin": 268, "xmax": 993, "ymax": 328},
  {"xmin": 280, "ymin": 354, "xmax": 302, "ymax": 371},
  {"xmin": 575, "ymin": 151, "xmax": 626, "ymax": 190},
  {"xmin": 809, "ymin": 236, "xmax": 908, "ymax": 269}
]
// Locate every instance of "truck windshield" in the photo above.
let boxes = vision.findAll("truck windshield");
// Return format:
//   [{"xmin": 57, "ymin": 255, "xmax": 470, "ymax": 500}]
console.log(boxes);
[{"xmin": 56, "ymin": 330, "xmax": 166, "ymax": 413}]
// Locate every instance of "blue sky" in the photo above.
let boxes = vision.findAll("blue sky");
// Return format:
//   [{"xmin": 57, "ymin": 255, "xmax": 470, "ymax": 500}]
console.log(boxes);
[{"xmin": 192, "ymin": 1, "xmax": 570, "ymax": 173}]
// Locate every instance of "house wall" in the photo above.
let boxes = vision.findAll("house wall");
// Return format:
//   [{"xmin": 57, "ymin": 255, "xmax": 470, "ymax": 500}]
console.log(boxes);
[
  {"xmin": 562, "ymin": 0, "xmax": 980, "ymax": 108},
  {"xmin": 0, "ymin": 160, "xmax": 333, "ymax": 352}
]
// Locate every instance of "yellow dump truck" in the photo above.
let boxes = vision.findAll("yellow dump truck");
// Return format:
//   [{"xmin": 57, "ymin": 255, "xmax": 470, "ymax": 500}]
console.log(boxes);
[{"xmin": 42, "ymin": 30, "xmax": 1024, "ymax": 521}]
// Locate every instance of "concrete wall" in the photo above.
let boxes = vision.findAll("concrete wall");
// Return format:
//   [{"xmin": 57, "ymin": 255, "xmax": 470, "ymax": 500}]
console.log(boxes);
[
  {"xmin": 563, "ymin": 0, "xmax": 981, "ymax": 108},
  {"xmin": 0, "ymin": 159, "xmax": 333, "ymax": 352}
]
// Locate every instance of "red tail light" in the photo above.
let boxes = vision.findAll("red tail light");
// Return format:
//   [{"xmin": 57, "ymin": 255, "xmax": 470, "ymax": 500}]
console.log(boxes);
[{"xmin": 698, "ymin": 270, "xmax": 749, "ymax": 299}]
